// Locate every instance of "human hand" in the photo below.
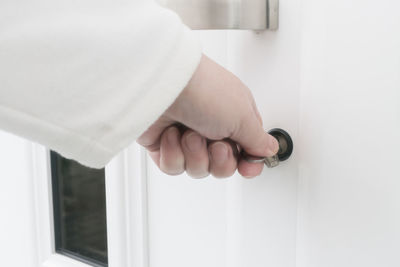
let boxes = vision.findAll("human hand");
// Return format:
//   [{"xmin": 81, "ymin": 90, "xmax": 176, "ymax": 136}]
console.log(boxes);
[{"xmin": 137, "ymin": 54, "xmax": 279, "ymax": 178}]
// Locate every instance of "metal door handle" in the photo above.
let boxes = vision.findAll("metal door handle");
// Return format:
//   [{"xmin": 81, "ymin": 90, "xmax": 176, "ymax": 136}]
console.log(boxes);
[{"xmin": 157, "ymin": 0, "xmax": 279, "ymax": 30}]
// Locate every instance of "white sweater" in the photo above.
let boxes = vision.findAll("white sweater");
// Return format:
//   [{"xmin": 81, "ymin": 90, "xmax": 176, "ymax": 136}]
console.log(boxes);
[{"xmin": 0, "ymin": 0, "xmax": 202, "ymax": 168}]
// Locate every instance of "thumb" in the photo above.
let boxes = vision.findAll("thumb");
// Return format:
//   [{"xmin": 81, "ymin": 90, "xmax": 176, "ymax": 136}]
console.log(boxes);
[{"xmin": 231, "ymin": 115, "xmax": 279, "ymax": 158}]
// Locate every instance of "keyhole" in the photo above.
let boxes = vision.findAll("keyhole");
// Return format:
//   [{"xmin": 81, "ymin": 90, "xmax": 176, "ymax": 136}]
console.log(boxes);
[{"xmin": 268, "ymin": 128, "xmax": 293, "ymax": 161}]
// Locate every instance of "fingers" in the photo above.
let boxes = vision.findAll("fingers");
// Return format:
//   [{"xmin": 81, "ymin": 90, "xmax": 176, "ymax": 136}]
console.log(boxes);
[
  {"xmin": 150, "ymin": 126, "xmax": 263, "ymax": 179},
  {"xmin": 181, "ymin": 130, "xmax": 209, "ymax": 178},
  {"xmin": 137, "ymin": 116, "xmax": 175, "ymax": 152},
  {"xmin": 159, "ymin": 127, "xmax": 185, "ymax": 175},
  {"xmin": 208, "ymin": 141, "xmax": 237, "ymax": 178},
  {"xmin": 237, "ymin": 159, "xmax": 264, "ymax": 178}
]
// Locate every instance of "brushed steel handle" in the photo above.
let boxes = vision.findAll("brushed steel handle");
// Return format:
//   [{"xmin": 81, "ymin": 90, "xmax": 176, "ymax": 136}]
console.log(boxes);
[{"xmin": 158, "ymin": 0, "xmax": 279, "ymax": 30}]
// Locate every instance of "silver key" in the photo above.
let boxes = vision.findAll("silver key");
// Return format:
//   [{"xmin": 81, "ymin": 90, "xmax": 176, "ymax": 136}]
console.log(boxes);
[{"xmin": 241, "ymin": 151, "xmax": 280, "ymax": 168}]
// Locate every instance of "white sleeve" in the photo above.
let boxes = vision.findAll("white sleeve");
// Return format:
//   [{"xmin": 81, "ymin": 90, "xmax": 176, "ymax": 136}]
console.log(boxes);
[{"xmin": 0, "ymin": 0, "xmax": 202, "ymax": 168}]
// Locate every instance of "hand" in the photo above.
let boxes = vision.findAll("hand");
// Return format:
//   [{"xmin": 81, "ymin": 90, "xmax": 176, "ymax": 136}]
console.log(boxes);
[{"xmin": 137, "ymin": 54, "xmax": 279, "ymax": 178}]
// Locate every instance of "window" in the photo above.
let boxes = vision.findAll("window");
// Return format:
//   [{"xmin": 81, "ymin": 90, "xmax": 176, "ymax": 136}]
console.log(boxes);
[{"xmin": 50, "ymin": 151, "xmax": 108, "ymax": 267}]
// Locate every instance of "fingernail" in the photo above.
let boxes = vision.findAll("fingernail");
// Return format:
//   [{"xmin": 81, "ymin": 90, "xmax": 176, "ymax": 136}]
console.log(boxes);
[
  {"xmin": 267, "ymin": 136, "xmax": 279, "ymax": 156},
  {"xmin": 186, "ymin": 132, "xmax": 203, "ymax": 152},
  {"xmin": 167, "ymin": 127, "xmax": 179, "ymax": 146},
  {"xmin": 210, "ymin": 142, "xmax": 229, "ymax": 164}
]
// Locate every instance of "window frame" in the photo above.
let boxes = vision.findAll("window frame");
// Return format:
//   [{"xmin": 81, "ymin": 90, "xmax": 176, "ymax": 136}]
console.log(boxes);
[
  {"xmin": 50, "ymin": 151, "xmax": 108, "ymax": 266},
  {"xmin": 30, "ymin": 143, "xmax": 149, "ymax": 267}
]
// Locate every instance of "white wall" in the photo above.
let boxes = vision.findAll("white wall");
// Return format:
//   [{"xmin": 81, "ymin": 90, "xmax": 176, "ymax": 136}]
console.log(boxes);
[{"xmin": 296, "ymin": 0, "xmax": 400, "ymax": 266}]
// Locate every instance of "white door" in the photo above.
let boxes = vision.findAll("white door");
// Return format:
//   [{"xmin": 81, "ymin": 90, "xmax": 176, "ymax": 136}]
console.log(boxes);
[
  {"xmin": 0, "ymin": 0, "xmax": 399, "ymax": 267},
  {"xmin": 296, "ymin": 0, "xmax": 400, "ymax": 266}
]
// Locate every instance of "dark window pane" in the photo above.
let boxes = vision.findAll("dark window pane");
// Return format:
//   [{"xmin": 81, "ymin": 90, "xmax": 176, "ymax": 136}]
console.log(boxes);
[{"xmin": 50, "ymin": 151, "xmax": 108, "ymax": 266}]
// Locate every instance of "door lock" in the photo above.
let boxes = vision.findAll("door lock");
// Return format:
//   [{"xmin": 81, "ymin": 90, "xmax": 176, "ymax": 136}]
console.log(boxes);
[{"xmin": 242, "ymin": 128, "xmax": 293, "ymax": 168}]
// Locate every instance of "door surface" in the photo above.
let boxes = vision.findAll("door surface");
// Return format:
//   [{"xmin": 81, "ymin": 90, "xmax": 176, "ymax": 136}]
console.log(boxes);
[
  {"xmin": 1, "ymin": 0, "xmax": 400, "ymax": 267},
  {"xmin": 296, "ymin": 1, "xmax": 400, "ymax": 266}
]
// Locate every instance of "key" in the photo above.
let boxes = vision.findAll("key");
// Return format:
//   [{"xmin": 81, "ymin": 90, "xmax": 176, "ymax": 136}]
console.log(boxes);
[{"xmin": 241, "ymin": 151, "xmax": 280, "ymax": 168}]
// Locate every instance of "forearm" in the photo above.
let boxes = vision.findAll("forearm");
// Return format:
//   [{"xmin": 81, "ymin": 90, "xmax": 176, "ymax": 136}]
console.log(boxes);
[{"xmin": 0, "ymin": 0, "xmax": 202, "ymax": 168}]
